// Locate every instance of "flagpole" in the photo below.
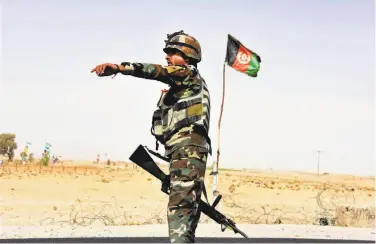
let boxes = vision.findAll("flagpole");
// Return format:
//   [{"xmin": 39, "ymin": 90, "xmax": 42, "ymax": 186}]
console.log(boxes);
[
  {"xmin": 211, "ymin": 33, "xmax": 260, "ymax": 203},
  {"xmin": 212, "ymin": 62, "xmax": 226, "ymax": 200}
]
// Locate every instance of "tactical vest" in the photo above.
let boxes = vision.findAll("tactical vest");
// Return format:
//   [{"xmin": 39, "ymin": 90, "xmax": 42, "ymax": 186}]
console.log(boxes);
[{"xmin": 151, "ymin": 75, "xmax": 211, "ymax": 152}]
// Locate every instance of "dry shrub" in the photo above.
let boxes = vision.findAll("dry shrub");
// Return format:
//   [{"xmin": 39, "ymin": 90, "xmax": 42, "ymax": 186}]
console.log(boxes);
[
  {"xmin": 335, "ymin": 205, "xmax": 375, "ymax": 227},
  {"xmin": 100, "ymin": 178, "xmax": 111, "ymax": 183},
  {"xmin": 228, "ymin": 184, "xmax": 236, "ymax": 194}
]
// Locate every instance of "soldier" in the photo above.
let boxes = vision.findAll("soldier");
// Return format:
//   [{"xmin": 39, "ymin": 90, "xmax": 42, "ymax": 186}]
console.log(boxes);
[{"xmin": 91, "ymin": 31, "xmax": 212, "ymax": 243}]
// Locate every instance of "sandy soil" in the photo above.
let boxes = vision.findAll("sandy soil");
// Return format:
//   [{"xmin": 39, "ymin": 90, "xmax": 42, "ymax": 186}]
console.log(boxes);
[{"xmin": 0, "ymin": 161, "xmax": 374, "ymax": 229}]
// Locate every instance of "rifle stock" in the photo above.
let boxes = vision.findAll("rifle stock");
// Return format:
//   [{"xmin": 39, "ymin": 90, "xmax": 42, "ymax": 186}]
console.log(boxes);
[
  {"xmin": 129, "ymin": 144, "xmax": 248, "ymax": 238},
  {"xmin": 129, "ymin": 145, "xmax": 166, "ymax": 182}
]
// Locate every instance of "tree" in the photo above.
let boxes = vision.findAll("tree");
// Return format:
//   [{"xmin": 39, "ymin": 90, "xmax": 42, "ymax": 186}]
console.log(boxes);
[{"xmin": 0, "ymin": 133, "xmax": 18, "ymax": 162}]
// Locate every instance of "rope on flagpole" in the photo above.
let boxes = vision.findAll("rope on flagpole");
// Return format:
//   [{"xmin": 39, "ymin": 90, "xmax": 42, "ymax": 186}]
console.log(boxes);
[{"xmin": 213, "ymin": 62, "xmax": 226, "ymax": 198}]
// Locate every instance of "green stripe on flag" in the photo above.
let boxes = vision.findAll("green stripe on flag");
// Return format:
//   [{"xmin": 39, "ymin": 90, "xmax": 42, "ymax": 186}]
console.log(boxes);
[{"xmin": 245, "ymin": 55, "xmax": 260, "ymax": 77}]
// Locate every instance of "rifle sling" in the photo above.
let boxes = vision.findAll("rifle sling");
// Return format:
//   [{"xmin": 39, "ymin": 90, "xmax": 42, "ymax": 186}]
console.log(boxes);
[
  {"xmin": 144, "ymin": 146, "xmax": 170, "ymax": 162},
  {"xmin": 201, "ymin": 181, "xmax": 211, "ymax": 207}
]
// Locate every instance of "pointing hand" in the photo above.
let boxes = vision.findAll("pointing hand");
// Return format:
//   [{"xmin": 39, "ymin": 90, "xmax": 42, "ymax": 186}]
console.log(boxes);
[{"xmin": 90, "ymin": 63, "xmax": 119, "ymax": 76}]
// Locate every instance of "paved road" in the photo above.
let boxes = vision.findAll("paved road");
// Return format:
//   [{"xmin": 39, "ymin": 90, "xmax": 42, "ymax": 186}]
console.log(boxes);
[{"xmin": 0, "ymin": 237, "xmax": 373, "ymax": 243}]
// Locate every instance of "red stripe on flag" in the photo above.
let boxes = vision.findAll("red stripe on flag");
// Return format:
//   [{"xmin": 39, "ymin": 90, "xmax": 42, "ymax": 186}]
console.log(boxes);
[{"xmin": 231, "ymin": 45, "xmax": 253, "ymax": 72}]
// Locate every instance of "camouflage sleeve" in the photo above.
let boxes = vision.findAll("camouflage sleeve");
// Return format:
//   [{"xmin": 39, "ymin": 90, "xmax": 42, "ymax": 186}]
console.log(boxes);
[{"xmin": 120, "ymin": 62, "xmax": 194, "ymax": 87}]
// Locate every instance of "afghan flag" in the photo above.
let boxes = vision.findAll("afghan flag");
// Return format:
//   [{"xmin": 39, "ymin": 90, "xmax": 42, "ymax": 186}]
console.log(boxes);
[{"xmin": 225, "ymin": 34, "xmax": 261, "ymax": 77}]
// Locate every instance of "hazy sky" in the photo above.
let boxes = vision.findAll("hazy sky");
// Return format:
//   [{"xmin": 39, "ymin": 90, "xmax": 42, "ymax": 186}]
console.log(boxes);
[{"xmin": 0, "ymin": 0, "xmax": 374, "ymax": 176}]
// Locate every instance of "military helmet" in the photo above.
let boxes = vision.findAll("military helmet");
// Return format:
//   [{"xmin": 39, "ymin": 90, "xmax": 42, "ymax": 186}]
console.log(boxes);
[{"xmin": 163, "ymin": 30, "xmax": 202, "ymax": 63}]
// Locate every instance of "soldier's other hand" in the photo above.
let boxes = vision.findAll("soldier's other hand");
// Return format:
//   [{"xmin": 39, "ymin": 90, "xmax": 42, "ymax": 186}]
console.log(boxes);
[{"xmin": 90, "ymin": 63, "xmax": 119, "ymax": 76}]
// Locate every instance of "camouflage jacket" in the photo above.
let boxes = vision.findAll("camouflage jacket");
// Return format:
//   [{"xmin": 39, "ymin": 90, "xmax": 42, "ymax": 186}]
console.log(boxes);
[{"xmin": 120, "ymin": 62, "xmax": 212, "ymax": 156}]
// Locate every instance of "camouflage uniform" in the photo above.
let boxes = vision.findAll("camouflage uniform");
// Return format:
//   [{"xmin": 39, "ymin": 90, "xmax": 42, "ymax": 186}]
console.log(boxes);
[{"xmin": 119, "ymin": 31, "xmax": 211, "ymax": 243}]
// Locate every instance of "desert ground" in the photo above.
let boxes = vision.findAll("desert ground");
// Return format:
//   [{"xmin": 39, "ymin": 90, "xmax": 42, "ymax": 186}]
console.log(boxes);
[{"xmin": 0, "ymin": 160, "xmax": 374, "ymax": 231}]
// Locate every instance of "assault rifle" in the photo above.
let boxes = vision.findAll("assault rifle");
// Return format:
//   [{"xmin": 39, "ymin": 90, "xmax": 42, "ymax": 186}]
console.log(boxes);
[{"xmin": 129, "ymin": 144, "xmax": 248, "ymax": 238}]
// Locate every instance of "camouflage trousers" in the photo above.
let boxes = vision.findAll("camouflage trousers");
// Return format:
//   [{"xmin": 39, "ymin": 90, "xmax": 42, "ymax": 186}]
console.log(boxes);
[{"xmin": 167, "ymin": 145, "xmax": 208, "ymax": 243}]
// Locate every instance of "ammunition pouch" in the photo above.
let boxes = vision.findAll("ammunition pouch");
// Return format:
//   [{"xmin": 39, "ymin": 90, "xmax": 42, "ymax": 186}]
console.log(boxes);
[{"xmin": 151, "ymin": 109, "xmax": 165, "ymax": 150}]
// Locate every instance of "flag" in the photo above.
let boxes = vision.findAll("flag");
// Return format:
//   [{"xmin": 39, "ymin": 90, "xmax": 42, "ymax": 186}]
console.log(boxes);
[
  {"xmin": 225, "ymin": 34, "xmax": 261, "ymax": 77},
  {"xmin": 44, "ymin": 142, "xmax": 52, "ymax": 152},
  {"xmin": 23, "ymin": 141, "xmax": 31, "ymax": 156}
]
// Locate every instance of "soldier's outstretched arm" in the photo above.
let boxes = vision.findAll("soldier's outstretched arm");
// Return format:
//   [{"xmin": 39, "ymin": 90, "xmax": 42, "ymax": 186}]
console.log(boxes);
[
  {"xmin": 91, "ymin": 62, "xmax": 195, "ymax": 87},
  {"xmin": 118, "ymin": 62, "xmax": 194, "ymax": 87}
]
